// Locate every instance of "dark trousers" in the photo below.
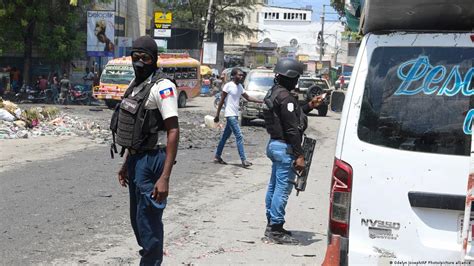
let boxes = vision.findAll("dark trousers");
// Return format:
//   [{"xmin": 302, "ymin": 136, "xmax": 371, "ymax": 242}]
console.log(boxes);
[{"xmin": 127, "ymin": 149, "xmax": 167, "ymax": 266}]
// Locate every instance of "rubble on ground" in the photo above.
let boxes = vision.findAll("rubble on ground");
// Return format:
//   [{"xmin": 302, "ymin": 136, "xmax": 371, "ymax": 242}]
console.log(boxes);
[
  {"xmin": 0, "ymin": 99, "xmax": 110, "ymax": 142},
  {"xmin": 0, "ymin": 98, "xmax": 266, "ymax": 150}
]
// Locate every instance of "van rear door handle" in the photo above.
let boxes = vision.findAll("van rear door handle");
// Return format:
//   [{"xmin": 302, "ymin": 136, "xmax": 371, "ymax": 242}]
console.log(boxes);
[{"xmin": 408, "ymin": 191, "xmax": 471, "ymax": 211}]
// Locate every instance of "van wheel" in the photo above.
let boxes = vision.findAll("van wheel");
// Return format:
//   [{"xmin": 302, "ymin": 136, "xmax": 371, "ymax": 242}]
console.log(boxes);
[
  {"xmin": 240, "ymin": 116, "xmax": 251, "ymax": 126},
  {"xmin": 318, "ymin": 104, "xmax": 328, "ymax": 116},
  {"xmin": 178, "ymin": 92, "xmax": 187, "ymax": 108}
]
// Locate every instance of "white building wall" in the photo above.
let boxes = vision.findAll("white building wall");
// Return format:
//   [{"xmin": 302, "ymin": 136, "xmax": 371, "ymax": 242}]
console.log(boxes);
[{"xmin": 258, "ymin": 6, "xmax": 344, "ymax": 60}]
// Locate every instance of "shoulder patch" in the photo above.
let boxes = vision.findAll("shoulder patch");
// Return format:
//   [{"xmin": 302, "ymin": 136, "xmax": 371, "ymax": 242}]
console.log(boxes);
[
  {"xmin": 287, "ymin": 102, "xmax": 294, "ymax": 112},
  {"xmin": 159, "ymin": 87, "xmax": 175, "ymax": 99}
]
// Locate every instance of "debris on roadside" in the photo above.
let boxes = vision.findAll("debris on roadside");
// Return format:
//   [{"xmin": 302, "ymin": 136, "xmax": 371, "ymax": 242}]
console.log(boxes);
[
  {"xmin": 236, "ymin": 239, "xmax": 255, "ymax": 244},
  {"xmin": 291, "ymin": 253, "xmax": 317, "ymax": 257}
]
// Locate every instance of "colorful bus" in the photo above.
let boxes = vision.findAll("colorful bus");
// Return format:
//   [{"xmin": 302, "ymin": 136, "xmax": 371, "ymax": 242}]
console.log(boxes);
[{"xmin": 94, "ymin": 53, "xmax": 201, "ymax": 108}]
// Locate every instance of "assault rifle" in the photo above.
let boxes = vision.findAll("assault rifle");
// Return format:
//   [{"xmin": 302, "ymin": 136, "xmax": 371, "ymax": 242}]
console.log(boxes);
[{"xmin": 293, "ymin": 136, "xmax": 317, "ymax": 196}]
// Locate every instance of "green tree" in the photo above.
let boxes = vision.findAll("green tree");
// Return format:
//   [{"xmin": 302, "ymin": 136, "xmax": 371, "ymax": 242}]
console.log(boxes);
[
  {"xmin": 330, "ymin": 0, "xmax": 345, "ymax": 19},
  {"xmin": 0, "ymin": 0, "xmax": 109, "ymax": 84},
  {"xmin": 156, "ymin": 0, "xmax": 260, "ymax": 47}
]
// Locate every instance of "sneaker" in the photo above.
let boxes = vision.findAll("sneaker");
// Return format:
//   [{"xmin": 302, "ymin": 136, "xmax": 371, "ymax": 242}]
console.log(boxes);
[
  {"xmin": 242, "ymin": 160, "xmax": 253, "ymax": 168},
  {"xmin": 267, "ymin": 231, "xmax": 299, "ymax": 245},
  {"xmin": 214, "ymin": 157, "xmax": 227, "ymax": 165}
]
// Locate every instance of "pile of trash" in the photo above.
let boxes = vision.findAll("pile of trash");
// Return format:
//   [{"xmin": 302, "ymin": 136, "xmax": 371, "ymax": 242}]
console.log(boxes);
[{"xmin": 0, "ymin": 99, "xmax": 110, "ymax": 142}]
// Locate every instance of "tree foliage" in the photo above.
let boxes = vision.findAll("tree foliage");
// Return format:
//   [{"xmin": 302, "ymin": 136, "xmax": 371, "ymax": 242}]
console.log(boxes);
[
  {"xmin": 330, "ymin": 0, "xmax": 345, "ymax": 18},
  {"xmin": 156, "ymin": 0, "xmax": 260, "ymax": 39},
  {"xmin": 0, "ymin": 0, "xmax": 110, "ymax": 82}
]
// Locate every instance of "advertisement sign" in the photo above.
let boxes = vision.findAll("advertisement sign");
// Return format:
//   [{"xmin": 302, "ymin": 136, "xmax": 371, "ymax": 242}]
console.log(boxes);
[
  {"xmin": 203, "ymin": 42, "xmax": 218, "ymax": 65},
  {"xmin": 154, "ymin": 29, "xmax": 171, "ymax": 38},
  {"xmin": 154, "ymin": 11, "xmax": 172, "ymax": 25},
  {"xmin": 87, "ymin": 11, "xmax": 115, "ymax": 57}
]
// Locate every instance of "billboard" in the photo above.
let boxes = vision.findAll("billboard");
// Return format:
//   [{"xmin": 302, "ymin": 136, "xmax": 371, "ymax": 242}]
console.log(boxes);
[
  {"xmin": 87, "ymin": 11, "xmax": 115, "ymax": 57},
  {"xmin": 203, "ymin": 42, "xmax": 218, "ymax": 65}
]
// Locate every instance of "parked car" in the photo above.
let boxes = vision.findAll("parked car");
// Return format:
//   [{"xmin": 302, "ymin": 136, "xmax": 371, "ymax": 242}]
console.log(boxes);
[
  {"xmin": 240, "ymin": 69, "xmax": 274, "ymax": 126},
  {"xmin": 323, "ymin": 31, "xmax": 474, "ymax": 265},
  {"xmin": 295, "ymin": 75, "xmax": 333, "ymax": 116}
]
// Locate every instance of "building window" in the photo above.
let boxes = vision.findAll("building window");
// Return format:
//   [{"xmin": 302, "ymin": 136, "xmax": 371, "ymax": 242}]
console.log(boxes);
[
  {"xmin": 276, "ymin": 13, "xmax": 279, "ymax": 19},
  {"xmin": 284, "ymin": 13, "xmax": 287, "ymax": 19},
  {"xmin": 264, "ymin": 12, "xmax": 267, "ymax": 19},
  {"xmin": 303, "ymin": 13, "xmax": 307, "ymax": 20}
]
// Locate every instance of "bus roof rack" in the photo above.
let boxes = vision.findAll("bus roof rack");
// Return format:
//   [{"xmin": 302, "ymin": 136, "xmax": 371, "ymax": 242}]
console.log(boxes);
[{"xmin": 360, "ymin": 0, "xmax": 474, "ymax": 35}]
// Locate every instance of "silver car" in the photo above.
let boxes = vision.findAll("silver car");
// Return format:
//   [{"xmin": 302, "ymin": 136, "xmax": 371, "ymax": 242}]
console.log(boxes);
[{"xmin": 240, "ymin": 69, "xmax": 275, "ymax": 126}]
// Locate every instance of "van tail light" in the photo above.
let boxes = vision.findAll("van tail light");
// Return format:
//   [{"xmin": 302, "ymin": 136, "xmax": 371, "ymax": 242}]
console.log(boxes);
[{"xmin": 329, "ymin": 158, "xmax": 353, "ymax": 237}]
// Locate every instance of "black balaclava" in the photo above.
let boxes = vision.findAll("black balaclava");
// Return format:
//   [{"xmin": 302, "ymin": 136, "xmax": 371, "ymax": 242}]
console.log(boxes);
[
  {"xmin": 131, "ymin": 36, "xmax": 158, "ymax": 84},
  {"xmin": 276, "ymin": 74, "xmax": 299, "ymax": 91}
]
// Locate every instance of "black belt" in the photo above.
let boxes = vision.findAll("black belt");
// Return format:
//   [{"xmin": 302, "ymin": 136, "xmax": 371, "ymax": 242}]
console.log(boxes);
[{"xmin": 128, "ymin": 146, "xmax": 166, "ymax": 155}]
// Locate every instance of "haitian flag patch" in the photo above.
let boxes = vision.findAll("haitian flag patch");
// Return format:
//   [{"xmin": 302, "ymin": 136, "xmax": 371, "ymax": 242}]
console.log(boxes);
[{"xmin": 159, "ymin": 87, "xmax": 174, "ymax": 99}]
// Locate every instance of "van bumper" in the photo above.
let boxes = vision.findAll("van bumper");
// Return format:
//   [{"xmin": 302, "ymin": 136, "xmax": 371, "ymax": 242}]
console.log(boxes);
[{"xmin": 323, "ymin": 232, "xmax": 349, "ymax": 266}]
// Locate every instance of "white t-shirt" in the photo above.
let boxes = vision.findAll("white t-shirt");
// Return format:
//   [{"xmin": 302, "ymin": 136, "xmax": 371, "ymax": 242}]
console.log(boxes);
[
  {"xmin": 131, "ymin": 76, "xmax": 178, "ymax": 145},
  {"xmin": 84, "ymin": 72, "xmax": 94, "ymax": 86},
  {"xmin": 223, "ymin": 81, "xmax": 244, "ymax": 117}
]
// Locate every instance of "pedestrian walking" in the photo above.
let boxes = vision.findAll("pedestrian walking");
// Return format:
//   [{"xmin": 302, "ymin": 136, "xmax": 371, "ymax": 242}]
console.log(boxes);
[
  {"xmin": 112, "ymin": 35, "xmax": 179, "ymax": 265},
  {"xmin": 262, "ymin": 58, "xmax": 324, "ymax": 244},
  {"xmin": 59, "ymin": 73, "xmax": 71, "ymax": 105},
  {"xmin": 213, "ymin": 67, "xmax": 262, "ymax": 168}
]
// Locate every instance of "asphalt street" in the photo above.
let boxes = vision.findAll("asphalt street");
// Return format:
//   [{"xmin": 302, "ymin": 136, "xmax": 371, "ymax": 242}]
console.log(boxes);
[{"xmin": 0, "ymin": 97, "xmax": 340, "ymax": 264}]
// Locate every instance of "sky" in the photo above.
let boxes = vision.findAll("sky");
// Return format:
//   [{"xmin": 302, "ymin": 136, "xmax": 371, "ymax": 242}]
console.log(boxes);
[{"xmin": 267, "ymin": 0, "xmax": 340, "ymax": 22}]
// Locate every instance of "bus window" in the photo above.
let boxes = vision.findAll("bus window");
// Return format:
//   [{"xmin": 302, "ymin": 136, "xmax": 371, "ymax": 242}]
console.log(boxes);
[
  {"xmin": 189, "ymin": 68, "xmax": 197, "ymax": 79},
  {"xmin": 181, "ymin": 68, "xmax": 189, "ymax": 79},
  {"xmin": 175, "ymin": 69, "xmax": 183, "ymax": 79}
]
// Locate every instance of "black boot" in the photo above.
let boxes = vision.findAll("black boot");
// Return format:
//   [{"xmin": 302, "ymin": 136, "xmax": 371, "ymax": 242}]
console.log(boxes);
[
  {"xmin": 266, "ymin": 223, "xmax": 292, "ymax": 236},
  {"xmin": 267, "ymin": 224, "xmax": 298, "ymax": 245}
]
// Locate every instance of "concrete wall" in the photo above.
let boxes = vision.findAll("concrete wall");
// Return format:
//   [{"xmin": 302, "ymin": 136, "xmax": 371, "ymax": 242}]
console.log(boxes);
[{"xmin": 223, "ymin": 0, "xmax": 266, "ymax": 52}]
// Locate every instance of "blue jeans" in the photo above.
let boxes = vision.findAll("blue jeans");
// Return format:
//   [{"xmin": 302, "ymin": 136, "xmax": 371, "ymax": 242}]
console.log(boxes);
[
  {"xmin": 127, "ymin": 149, "xmax": 167, "ymax": 266},
  {"xmin": 265, "ymin": 139, "xmax": 296, "ymax": 225},
  {"xmin": 215, "ymin": 116, "xmax": 247, "ymax": 161}
]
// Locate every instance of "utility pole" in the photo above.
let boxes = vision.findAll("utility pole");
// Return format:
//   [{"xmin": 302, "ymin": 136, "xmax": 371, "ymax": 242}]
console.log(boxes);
[
  {"xmin": 319, "ymin": 4, "xmax": 325, "ymax": 63},
  {"xmin": 201, "ymin": 0, "xmax": 214, "ymax": 63},
  {"xmin": 334, "ymin": 30, "xmax": 338, "ymax": 65},
  {"xmin": 203, "ymin": 0, "xmax": 214, "ymax": 43}
]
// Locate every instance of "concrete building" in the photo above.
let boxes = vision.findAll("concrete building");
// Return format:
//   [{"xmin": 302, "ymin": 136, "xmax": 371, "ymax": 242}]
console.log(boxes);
[
  {"xmin": 93, "ymin": 0, "xmax": 154, "ymax": 56},
  {"xmin": 257, "ymin": 5, "xmax": 344, "ymax": 62},
  {"xmin": 223, "ymin": 0, "xmax": 268, "ymax": 52}
]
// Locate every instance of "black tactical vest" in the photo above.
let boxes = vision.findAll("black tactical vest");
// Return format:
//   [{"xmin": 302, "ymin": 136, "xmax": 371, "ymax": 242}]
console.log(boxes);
[
  {"xmin": 263, "ymin": 84, "xmax": 307, "ymax": 139},
  {"xmin": 110, "ymin": 74, "xmax": 166, "ymax": 157}
]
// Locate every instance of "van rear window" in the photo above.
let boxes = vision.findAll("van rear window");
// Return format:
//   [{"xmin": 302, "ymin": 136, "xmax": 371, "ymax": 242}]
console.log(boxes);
[{"xmin": 358, "ymin": 47, "xmax": 474, "ymax": 156}]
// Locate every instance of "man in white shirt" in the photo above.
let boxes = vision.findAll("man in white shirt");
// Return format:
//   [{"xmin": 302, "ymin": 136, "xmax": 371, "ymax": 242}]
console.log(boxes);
[
  {"xmin": 214, "ymin": 68, "xmax": 262, "ymax": 168},
  {"xmin": 83, "ymin": 67, "xmax": 95, "ymax": 90},
  {"xmin": 115, "ymin": 36, "xmax": 179, "ymax": 265}
]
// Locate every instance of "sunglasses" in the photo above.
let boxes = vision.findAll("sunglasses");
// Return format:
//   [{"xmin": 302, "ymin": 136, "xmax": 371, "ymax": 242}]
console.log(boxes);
[{"xmin": 132, "ymin": 52, "xmax": 153, "ymax": 64}]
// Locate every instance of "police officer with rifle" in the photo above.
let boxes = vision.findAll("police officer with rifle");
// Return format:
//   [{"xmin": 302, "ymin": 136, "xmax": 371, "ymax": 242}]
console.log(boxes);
[
  {"xmin": 110, "ymin": 36, "xmax": 179, "ymax": 265},
  {"xmin": 263, "ymin": 58, "xmax": 323, "ymax": 245}
]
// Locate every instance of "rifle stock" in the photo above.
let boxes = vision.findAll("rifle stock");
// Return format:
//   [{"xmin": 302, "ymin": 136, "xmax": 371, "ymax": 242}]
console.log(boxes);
[{"xmin": 294, "ymin": 136, "xmax": 317, "ymax": 196}]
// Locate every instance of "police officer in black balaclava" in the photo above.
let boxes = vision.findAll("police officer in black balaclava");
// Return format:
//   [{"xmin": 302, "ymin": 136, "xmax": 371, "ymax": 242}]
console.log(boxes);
[
  {"xmin": 114, "ymin": 35, "xmax": 179, "ymax": 265},
  {"xmin": 262, "ymin": 58, "xmax": 323, "ymax": 245}
]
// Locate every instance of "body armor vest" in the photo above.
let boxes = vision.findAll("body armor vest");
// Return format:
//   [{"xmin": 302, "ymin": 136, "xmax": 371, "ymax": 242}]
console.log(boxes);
[
  {"xmin": 110, "ymin": 73, "xmax": 166, "ymax": 156},
  {"xmin": 263, "ymin": 84, "xmax": 307, "ymax": 139}
]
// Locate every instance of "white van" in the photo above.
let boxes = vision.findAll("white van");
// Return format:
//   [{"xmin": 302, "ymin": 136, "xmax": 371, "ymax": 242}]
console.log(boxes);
[{"xmin": 322, "ymin": 2, "xmax": 474, "ymax": 264}]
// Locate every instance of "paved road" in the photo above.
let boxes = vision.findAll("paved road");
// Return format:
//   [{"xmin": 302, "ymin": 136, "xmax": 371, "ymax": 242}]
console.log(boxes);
[{"xmin": 0, "ymin": 97, "xmax": 341, "ymax": 264}]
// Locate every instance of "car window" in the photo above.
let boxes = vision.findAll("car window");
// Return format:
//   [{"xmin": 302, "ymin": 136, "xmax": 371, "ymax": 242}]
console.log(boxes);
[
  {"xmin": 100, "ymin": 65, "xmax": 135, "ymax": 85},
  {"xmin": 245, "ymin": 72, "xmax": 274, "ymax": 91},
  {"xmin": 299, "ymin": 80, "xmax": 329, "ymax": 90},
  {"xmin": 358, "ymin": 47, "xmax": 474, "ymax": 156}
]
